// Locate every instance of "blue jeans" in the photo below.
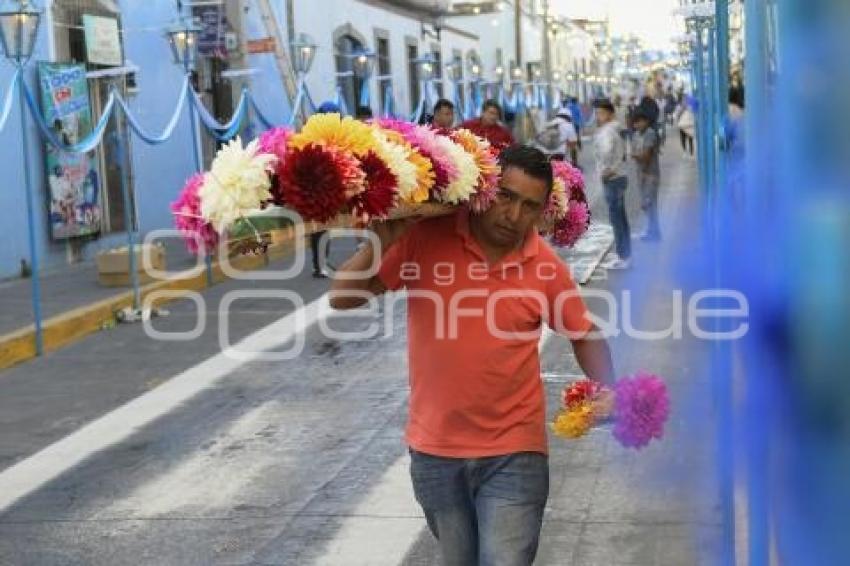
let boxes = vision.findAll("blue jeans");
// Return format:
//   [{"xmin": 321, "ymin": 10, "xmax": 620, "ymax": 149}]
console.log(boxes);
[
  {"xmin": 409, "ymin": 449, "xmax": 549, "ymax": 566},
  {"xmin": 603, "ymin": 175, "xmax": 631, "ymax": 259},
  {"xmin": 638, "ymin": 173, "xmax": 661, "ymax": 237}
]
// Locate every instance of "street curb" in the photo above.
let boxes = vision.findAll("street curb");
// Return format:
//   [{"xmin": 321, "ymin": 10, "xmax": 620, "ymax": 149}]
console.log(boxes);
[{"xmin": 0, "ymin": 238, "xmax": 300, "ymax": 371}]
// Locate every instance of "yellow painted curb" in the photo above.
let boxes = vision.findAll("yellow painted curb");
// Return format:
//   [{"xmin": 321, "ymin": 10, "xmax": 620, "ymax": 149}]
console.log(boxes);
[{"xmin": 0, "ymin": 237, "xmax": 301, "ymax": 371}]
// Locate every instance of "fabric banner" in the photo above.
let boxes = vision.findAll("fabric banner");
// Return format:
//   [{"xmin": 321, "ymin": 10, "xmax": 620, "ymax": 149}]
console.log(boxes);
[{"xmin": 38, "ymin": 63, "xmax": 101, "ymax": 240}]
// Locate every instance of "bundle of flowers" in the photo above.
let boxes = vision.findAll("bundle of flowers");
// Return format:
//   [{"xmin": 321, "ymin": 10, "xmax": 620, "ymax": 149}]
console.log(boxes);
[
  {"xmin": 543, "ymin": 160, "xmax": 591, "ymax": 247},
  {"xmin": 550, "ymin": 373, "xmax": 669, "ymax": 450},
  {"xmin": 171, "ymin": 114, "xmax": 590, "ymax": 254}
]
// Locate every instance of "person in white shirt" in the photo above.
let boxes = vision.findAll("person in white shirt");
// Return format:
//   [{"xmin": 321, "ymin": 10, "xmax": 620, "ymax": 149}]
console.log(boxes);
[
  {"xmin": 535, "ymin": 107, "xmax": 579, "ymax": 166},
  {"xmin": 593, "ymin": 98, "xmax": 631, "ymax": 269}
]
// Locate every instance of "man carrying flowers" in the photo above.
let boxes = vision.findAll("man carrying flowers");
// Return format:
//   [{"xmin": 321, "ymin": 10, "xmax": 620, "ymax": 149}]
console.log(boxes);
[{"xmin": 329, "ymin": 145, "xmax": 615, "ymax": 566}]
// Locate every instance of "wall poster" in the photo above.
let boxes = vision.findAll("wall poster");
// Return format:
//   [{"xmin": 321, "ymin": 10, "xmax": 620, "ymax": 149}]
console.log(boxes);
[{"xmin": 38, "ymin": 62, "xmax": 102, "ymax": 239}]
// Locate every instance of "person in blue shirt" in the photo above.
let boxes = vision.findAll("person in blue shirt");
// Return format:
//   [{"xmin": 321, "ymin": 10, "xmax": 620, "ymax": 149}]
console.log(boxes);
[{"xmin": 568, "ymin": 97, "xmax": 584, "ymax": 149}]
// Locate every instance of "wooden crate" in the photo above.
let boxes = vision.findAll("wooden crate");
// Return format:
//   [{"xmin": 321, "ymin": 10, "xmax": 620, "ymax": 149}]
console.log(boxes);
[{"xmin": 96, "ymin": 244, "xmax": 166, "ymax": 287}]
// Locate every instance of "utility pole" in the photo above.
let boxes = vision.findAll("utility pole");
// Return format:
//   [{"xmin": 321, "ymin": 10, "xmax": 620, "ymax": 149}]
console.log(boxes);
[
  {"xmin": 514, "ymin": 0, "xmax": 522, "ymax": 68},
  {"xmin": 542, "ymin": 0, "xmax": 551, "ymax": 81}
]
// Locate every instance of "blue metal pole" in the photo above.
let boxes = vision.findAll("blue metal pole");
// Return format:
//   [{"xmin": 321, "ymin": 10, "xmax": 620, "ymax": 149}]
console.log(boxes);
[
  {"xmin": 185, "ymin": 68, "xmax": 214, "ymax": 287},
  {"xmin": 706, "ymin": 29, "xmax": 717, "ymax": 199},
  {"xmin": 694, "ymin": 30, "xmax": 708, "ymax": 196},
  {"xmin": 708, "ymin": 22, "xmax": 736, "ymax": 566},
  {"xmin": 715, "ymin": 0, "xmax": 730, "ymax": 195},
  {"xmin": 17, "ymin": 66, "xmax": 43, "ymax": 355},
  {"xmin": 113, "ymin": 116, "xmax": 140, "ymax": 310},
  {"xmin": 743, "ymin": 0, "xmax": 770, "ymax": 559}
]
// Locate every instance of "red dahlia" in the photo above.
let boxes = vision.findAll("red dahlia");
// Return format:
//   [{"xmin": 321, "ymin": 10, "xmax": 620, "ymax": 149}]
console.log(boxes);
[
  {"xmin": 351, "ymin": 151, "xmax": 398, "ymax": 221},
  {"xmin": 276, "ymin": 143, "xmax": 363, "ymax": 222}
]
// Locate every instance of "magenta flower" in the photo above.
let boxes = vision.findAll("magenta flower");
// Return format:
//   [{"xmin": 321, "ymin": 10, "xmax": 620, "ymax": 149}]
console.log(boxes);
[
  {"xmin": 612, "ymin": 372, "xmax": 670, "ymax": 449},
  {"xmin": 551, "ymin": 201, "xmax": 590, "ymax": 247},
  {"xmin": 552, "ymin": 160, "xmax": 587, "ymax": 203},
  {"xmin": 258, "ymin": 127, "xmax": 292, "ymax": 161},
  {"xmin": 171, "ymin": 173, "xmax": 219, "ymax": 254}
]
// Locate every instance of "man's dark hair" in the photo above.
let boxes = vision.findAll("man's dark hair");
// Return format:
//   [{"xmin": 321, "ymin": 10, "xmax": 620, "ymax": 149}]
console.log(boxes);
[
  {"xmin": 433, "ymin": 99, "xmax": 454, "ymax": 113},
  {"xmin": 632, "ymin": 109, "xmax": 650, "ymax": 122},
  {"xmin": 729, "ymin": 86, "xmax": 745, "ymax": 109},
  {"xmin": 498, "ymin": 144, "xmax": 553, "ymax": 195},
  {"xmin": 593, "ymin": 98, "xmax": 615, "ymax": 113},
  {"xmin": 481, "ymin": 99, "xmax": 502, "ymax": 118}
]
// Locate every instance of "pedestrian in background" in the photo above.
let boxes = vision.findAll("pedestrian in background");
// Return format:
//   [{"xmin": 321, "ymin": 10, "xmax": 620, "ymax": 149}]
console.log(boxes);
[
  {"xmin": 594, "ymin": 98, "xmax": 632, "ymax": 269},
  {"xmin": 431, "ymin": 99, "xmax": 456, "ymax": 134},
  {"xmin": 631, "ymin": 110, "xmax": 662, "ymax": 241},
  {"xmin": 535, "ymin": 106, "xmax": 579, "ymax": 166},
  {"xmin": 460, "ymin": 99, "xmax": 514, "ymax": 152},
  {"xmin": 568, "ymin": 97, "xmax": 584, "ymax": 149},
  {"xmin": 676, "ymin": 97, "xmax": 696, "ymax": 157}
]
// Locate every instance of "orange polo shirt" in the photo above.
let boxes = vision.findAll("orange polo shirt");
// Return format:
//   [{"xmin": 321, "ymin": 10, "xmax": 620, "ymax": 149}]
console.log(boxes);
[{"xmin": 378, "ymin": 208, "xmax": 593, "ymax": 458}]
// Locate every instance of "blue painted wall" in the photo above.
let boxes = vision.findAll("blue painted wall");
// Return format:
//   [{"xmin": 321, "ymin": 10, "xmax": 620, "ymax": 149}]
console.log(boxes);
[{"xmin": 0, "ymin": 0, "xmax": 291, "ymax": 280}]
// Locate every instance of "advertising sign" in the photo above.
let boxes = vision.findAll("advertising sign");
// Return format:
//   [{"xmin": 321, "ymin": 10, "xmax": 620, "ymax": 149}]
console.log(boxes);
[
  {"xmin": 38, "ymin": 63, "xmax": 101, "ymax": 240},
  {"xmin": 192, "ymin": 4, "xmax": 226, "ymax": 57},
  {"xmin": 82, "ymin": 14, "xmax": 123, "ymax": 67}
]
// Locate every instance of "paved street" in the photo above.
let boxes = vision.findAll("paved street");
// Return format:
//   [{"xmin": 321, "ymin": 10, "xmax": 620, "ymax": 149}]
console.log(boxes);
[{"xmin": 0, "ymin": 141, "xmax": 724, "ymax": 565}]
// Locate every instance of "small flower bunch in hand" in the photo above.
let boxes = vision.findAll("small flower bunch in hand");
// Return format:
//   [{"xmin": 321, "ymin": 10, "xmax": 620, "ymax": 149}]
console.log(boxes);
[
  {"xmin": 550, "ymin": 379, "xmax": 612, "ymax": 439},
  {"xmin": 551, "ymin": 372, "xmax": 669, "ymax": 449}
]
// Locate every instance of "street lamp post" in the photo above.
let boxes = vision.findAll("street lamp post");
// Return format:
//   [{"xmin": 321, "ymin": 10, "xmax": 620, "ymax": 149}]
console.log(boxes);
[
  {"xmin": 351, "ymin": 47, "xmax": 375, "ymax": 114},
  {"xmin": 493, "ymin": 63, "xmax": 505, "ymax": 97},
  {"xmin": 165, "ymin": 15, "xmax": 202, "ymax": 170},
  {"xmin": 412, "ymin": 53, "xmax": 435, "ymax": 123},
  {"xmin": 0, "ymin": 0, "xmax": 44, "ymax": 355},
  {"xmin": 467, "ymin": 52, "xmax": 482, "ymax": 119},
  {"xmin": 290, "ymin": 33, "xmax": 317, "ymax": 120},
  {"xmin": 165, "ymin": 13, "xmax": 212, "ymax": 285}
]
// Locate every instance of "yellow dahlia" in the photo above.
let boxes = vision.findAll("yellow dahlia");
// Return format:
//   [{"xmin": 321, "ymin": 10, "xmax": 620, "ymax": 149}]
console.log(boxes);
[
  {"xmin": 547, "ymin": 177, "xmax": 569, "ymax": 221},
  {"xmin": 372, "ymin": 129, "xmax": 420, "ymax": 204},
  {"xmin": 550, "ymin": 403, "xmax": 594, "ymax": 439},
  {"xmin": 381, "ymin": 129, "xmax": 434, "ymax": 203},
  {"xmin": 199, "ymin": 137, "xmax": 277, "ymax": 234},
  {"xmin": 289, "ymin": 113, "xmax": 376, "ymax": 155},
  {"xmin": 452, "ymin": 128, "xmax": 500, "ymax": 192},
  {"xmin": 405, "ymin": 149, "xmax": 436, "ymax": 203}
]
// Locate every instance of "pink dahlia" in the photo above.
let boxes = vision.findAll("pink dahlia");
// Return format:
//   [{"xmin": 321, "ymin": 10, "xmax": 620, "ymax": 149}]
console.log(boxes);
[
  {"xmin": 171, "ymin": 173, "xmax": 219, "ymax": 254},
  {"xmin": 551, "ymin": 201, "xmax": 590, "ymax": 247}
]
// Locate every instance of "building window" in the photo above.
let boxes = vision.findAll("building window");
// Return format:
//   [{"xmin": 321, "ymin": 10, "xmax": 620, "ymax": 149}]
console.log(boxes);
[
  {"xmin": 335, "ymin": 33, "xmax": 366, "ymax": 115},
  {"xmin": 452, "ymin": 49, "xmax": 463, "ymax": 108},
  {"xmin": 375, "ymin": 32, "xmax": 391, "ymax": 113},
  {"xmin": 407, "ymin": 42, "xmax": 420, "ymax": 114},
  {"xmin": 431, "ymin": 46, "xmax": 443, "ymax": 97}
]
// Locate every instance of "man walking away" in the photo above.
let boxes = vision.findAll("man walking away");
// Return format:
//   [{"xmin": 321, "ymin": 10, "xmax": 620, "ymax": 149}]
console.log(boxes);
[
  {"xmin": 594, "ymin": 98, "xmax": 632, "ymax": 269},
  {"xmin": 676, "ymin": 97, "xmax": 696, "ymax": 157},
  {"xmin": 536, "ymin": 106, "xmax": 579, "ymax": 166},
  {"xmin": 631, "ymin": 110, "xmax": 662, "ymax": 241}
]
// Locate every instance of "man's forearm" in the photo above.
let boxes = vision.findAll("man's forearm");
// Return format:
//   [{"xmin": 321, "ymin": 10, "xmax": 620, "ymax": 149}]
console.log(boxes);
[
  {"xmin": 328, "ymin": 241, "xmax": 380, "ymax": 309},
  {"xmin": 571, "ymin": 334, "xmax": 615, "ymax": 386}
]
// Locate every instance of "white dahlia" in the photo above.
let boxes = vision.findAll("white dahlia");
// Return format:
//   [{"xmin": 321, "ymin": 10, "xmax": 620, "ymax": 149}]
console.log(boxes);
[{"xmin": 199, "ymin": 137, "xmax": 277, "ymax": 234}]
